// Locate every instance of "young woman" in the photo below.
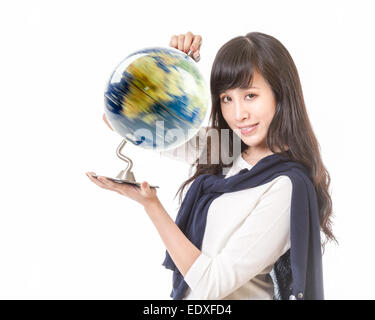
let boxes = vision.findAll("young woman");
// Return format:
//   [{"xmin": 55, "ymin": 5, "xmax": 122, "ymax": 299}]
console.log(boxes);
[{"xmin": 87, "ymin": 31, "xmax": 336, "ymax": 300}]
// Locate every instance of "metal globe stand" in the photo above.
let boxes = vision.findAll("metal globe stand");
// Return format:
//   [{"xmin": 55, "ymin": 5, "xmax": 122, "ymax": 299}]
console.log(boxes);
[
  {"xmin": 93, "ymin": 139, "xmax": 159, "ymax": 189},
  {"xmin": 110, "ymin": 139, "xmax": 159, "ymax": 188}
]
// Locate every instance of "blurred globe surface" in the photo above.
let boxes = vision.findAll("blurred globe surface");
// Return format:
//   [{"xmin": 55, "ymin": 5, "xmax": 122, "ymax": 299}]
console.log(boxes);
[{"xmin": 104, "ymin": 46, "xmax": 209, "ymax": 151}]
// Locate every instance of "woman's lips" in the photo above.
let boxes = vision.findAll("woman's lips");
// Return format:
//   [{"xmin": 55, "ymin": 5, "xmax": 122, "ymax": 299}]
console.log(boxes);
[{"xmin": 240, "ymin": 123, "xmax": 259, "ymax": 135}]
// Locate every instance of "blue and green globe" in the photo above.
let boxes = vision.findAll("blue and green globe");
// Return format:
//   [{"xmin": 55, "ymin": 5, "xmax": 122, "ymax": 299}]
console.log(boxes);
[{"xmin": 104, "ymin": 46, "xmax": 209, "ymax": 151}]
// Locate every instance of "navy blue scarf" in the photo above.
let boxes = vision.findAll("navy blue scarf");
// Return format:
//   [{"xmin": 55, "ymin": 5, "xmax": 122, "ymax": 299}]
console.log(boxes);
[{"xmin": 162, "ymin": 153, "xmax": 324, "ymax": 300}]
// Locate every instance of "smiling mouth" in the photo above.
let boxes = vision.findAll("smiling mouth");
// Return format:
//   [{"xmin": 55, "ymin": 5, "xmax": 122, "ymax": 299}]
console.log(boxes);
[
  {"xmin": 239, "ymin": 123, "xmax": 259, "ymax": 135},
  {"xmin": 238, "ymin": 123, "xmax": 259, "ymax": 129}
]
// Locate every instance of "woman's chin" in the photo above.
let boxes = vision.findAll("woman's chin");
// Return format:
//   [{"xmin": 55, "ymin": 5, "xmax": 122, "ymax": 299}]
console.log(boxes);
[{"xmin": 241, "ymin": 136, "xmax": 267, "ymax": 149}]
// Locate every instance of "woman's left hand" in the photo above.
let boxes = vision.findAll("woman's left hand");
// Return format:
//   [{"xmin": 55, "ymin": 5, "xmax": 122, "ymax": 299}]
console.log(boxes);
[{"xmin": 86, "ymin": 172, "xmax": 158, "ymax": 208}]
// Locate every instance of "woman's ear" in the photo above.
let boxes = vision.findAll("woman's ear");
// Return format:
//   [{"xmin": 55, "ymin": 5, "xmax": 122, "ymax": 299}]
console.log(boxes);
[{"xmin": 103, "ymin": 113, "xmax": 114, "ymax": 131}]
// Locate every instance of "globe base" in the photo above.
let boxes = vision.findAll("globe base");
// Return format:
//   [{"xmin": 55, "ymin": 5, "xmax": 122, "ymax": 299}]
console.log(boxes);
[{"xmin": 90, "ymin": 174, "xmax": 159, "ymax": 189}]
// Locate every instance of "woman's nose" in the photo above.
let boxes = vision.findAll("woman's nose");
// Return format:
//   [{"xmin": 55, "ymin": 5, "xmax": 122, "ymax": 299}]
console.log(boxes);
[{"xmin": 234, "ymin": 101, "xmax": 249, "ymax": 121}]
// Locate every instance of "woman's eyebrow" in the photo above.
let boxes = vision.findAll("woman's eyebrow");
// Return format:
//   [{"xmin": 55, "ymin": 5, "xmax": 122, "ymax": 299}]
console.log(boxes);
[
  {"xmin": 236, "ymin": 86, "xmax": 260, "ymax": 91},
  {"xmin": 245, "ymin": 86, "xmax": 259, "ymax": 90},
  {"xmin": 221, "ymin": 87, "xmax": 260, "ymax": 95}
]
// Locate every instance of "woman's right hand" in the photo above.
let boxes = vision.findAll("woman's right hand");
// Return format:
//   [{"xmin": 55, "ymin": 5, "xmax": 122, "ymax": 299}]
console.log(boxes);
[{"xmin": 169, "ymin": 31, "xmax": 202, "ymax": 62}]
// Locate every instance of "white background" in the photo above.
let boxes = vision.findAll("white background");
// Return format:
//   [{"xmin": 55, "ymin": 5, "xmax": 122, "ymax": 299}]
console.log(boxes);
[{"xmin": 0, "ymin": 0, "xmax": 374, "ymax": 299}]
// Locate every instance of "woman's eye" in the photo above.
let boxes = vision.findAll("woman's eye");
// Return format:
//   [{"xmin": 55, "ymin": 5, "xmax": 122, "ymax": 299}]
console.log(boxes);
[
  {"xmin": 246, "ymin": 94, "xmax": 256, "ymax": 99},
  {"xmin": 221, "ymin": 94, "xmax": 256, "ymax": 103}
]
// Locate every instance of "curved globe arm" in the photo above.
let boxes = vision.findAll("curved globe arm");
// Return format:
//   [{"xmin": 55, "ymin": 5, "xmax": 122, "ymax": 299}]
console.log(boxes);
[
  {"xmin": 114, "ymin": 139, "xmax": 136, "ymax": 183},
  {"xmin": 116, "ymin": 139, "xmax": 133, "ymax": 171}
]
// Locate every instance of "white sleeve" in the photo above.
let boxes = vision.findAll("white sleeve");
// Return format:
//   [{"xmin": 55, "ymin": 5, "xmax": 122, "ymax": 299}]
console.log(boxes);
[
  {"xmin": 158, "ymin": 126, "xmax": 208, "ymax": 164},
  {"xmin": 183, "ymin": 176, "xmax": 293, "ymax": 300}
]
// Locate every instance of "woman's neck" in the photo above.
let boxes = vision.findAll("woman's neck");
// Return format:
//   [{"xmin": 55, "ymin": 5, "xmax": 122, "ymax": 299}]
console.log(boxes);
[{"xmin": 242, "ymin": 147, "xmax": 274, "ymax": 166}]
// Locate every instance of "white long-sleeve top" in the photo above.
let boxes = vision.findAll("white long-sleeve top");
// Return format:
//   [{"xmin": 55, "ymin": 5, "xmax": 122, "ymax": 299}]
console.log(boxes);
[{"xmin": 160, "ymin": 128, "xmax": 292, "ymax": 300}]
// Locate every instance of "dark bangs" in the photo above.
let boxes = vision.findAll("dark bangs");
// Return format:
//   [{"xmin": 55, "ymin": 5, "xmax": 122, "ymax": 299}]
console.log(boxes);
[{"xmin": 210, "ymin": 36, "xmax": 258, "ymax": 97}]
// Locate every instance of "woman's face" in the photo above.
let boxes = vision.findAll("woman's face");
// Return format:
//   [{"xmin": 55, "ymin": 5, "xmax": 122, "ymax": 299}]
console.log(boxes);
[{"xmin": 220, "ymin": 69, "xmax": 277, "ymax": 150}]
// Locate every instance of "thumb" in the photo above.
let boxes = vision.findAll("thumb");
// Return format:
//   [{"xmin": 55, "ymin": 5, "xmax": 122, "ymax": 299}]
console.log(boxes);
[{"xmin": 141, "ymin": 181, "xmax": 150, "ymax": 191}]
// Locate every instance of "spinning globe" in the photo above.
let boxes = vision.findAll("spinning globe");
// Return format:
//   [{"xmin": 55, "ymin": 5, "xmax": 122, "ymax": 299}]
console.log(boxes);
[{"xmin": 104, "ymin": 47, "xmax": 209, "ymax": 151}]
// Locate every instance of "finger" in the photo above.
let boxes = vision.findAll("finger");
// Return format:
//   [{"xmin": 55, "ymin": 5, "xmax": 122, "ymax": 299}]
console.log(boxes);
[
  {"xmin": 190, "ymin": 35, "xmax": 202, "ymax": 53},
  {"xmin": 183, "ymin": 31, "xmax": 194, "ymax": 54},
  {"xmin": 97, "ymin": 176, "xmax": 135, "ymax": 195},
  {"xmin": 86, "ymin": 173, "xmax": 107, "ymax": 188},
  {"xmin": 193, "ymin": 51, "xmax": 200, "ymax": 62},
  {"xmin": 140, "ymin": 181, "xmax": 150, "ymax": 196},
  {"xmin": 103, "ymin": 113, "xmax": 114, "ymax": 131},
  {"xmin": 141, "ymin": 181, "xmax": 150, "ymax": 192},
  {"xmin": 97, "ymin": 176, "xmax": 118, "ymax": 188},
  {"xmin": 177, "ymin": 34, "xmax": 185, "ymax": 52},
  {"xmin": 86, "ymin": 173, "xmax": 112, "ymax": 190},
  {"xmin": 169, "ymin": 35, "xmax": 178, "ymax": 48}
]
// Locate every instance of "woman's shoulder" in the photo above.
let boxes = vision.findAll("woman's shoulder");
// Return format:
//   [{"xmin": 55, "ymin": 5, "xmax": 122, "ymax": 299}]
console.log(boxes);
[
  {"xmin": 272, "ymin": 175, "xmax": 293, "ymax": 187},
  {"xmin": 260, "ymin": 175, "xmax": 293, "ymax": 202}
]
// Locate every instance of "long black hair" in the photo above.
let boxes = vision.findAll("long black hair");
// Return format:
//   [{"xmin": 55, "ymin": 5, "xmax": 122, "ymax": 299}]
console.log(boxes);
[{"xmin": 175, "ymin": 32, "xmax": 337, "ymax": 254}]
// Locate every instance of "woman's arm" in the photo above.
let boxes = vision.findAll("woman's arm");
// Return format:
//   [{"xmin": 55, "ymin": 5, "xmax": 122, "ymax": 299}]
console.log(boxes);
[{"xmin": 144, "ymin": 197, "xmax": 201, "ymax": 277}]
